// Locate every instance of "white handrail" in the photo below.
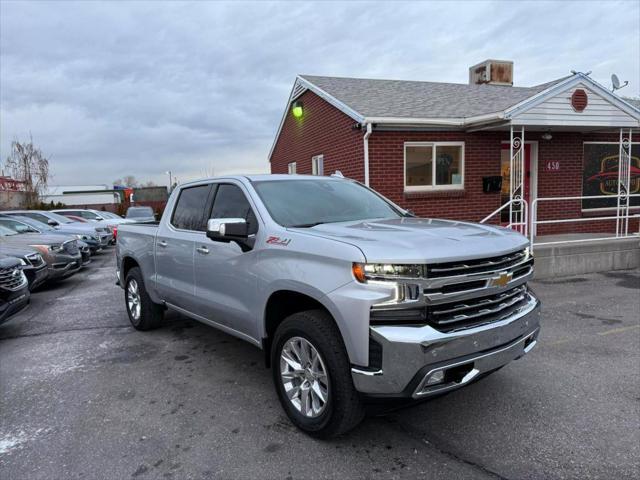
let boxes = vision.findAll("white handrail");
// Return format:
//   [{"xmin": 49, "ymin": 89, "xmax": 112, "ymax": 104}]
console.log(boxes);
[
  {"xmin": 480, "ymin": 198, "xmax": 528, "ymax": 236},
  {"xmin": 530, "ymin": 193, "xmax": 640, "ymax": 248}
]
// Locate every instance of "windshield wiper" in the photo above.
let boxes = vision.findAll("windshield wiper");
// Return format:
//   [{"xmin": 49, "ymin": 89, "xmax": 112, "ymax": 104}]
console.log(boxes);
[{"xmin": 289, "ymin": 222, "xmax": 326, "ymax": 228}]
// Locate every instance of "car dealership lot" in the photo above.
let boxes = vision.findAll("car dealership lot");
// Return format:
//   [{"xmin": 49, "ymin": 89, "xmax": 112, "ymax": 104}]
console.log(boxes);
[{"xmin": 0, "ymin": 250, "xmax": 638, "ymax": 480}]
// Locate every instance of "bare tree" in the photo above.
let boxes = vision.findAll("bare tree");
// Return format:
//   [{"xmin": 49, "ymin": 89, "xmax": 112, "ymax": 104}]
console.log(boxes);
[
  {"xmin": 141, "ymin": 181, "xmax": 157, "ymax": 188},
  {"xmin": 4, "ymin": 136, "xmax": 50, "ymax": 207}
]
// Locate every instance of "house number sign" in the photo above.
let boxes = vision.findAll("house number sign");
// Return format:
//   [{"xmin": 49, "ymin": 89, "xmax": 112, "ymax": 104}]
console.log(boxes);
[{"xmin": 544, "ymin": 161, "xmax": 560, "ymax": 172}]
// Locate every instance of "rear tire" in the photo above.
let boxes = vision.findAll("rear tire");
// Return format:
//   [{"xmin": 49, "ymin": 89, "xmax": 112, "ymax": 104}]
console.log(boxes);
[
  {"xmin": 271, "ymin": 310, "xmax": 365, "ymax": 438},
  {"xmin": 124, "ymin": 267, "xmax": 164, "ymax": 330}
]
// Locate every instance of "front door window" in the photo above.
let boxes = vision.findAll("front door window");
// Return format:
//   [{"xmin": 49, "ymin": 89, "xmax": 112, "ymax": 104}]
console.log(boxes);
[{"xmin": 500, "ymin": 143, "xmax": 531, "ymax": 224}]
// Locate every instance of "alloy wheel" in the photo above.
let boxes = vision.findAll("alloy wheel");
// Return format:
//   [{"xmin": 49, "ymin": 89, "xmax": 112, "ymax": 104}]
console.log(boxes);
[
  {"xmin": 280, "ymin": 336, "xmax": 329, "ymax": 418},
  {"xmin": 127, "ymin": 279, "xmax": 141, "ymax": 321}
]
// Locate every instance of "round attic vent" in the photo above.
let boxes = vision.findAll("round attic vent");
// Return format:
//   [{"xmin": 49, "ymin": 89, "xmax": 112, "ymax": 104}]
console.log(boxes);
[{"xmin": 571, "ymin": 89, "xmax": 588, "ymax": 112}]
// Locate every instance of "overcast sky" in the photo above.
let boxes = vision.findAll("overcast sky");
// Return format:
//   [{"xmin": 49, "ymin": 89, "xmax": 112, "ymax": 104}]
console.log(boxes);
[{"xmin": 1, "ymin": 0, "xmax": 638, "ymax": 187}]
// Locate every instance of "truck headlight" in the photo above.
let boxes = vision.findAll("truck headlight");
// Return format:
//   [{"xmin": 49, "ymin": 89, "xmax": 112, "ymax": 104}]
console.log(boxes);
[{"xmin": 352, "ymin": 263, "xmax": 423, "ymax": 283}]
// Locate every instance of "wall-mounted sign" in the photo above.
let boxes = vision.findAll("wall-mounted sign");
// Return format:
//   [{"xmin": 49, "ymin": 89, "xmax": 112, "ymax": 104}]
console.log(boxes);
[
  {"xmin": 544, "ymin": 160, "xmax": 560, "ymax": 172},
  {"xmin": 571, "ymin": 89, "xmax": 588, "ymax": 112},
  {"xmin": 582, "ymin": 143, "xmax": 640, "ymax": 210}
]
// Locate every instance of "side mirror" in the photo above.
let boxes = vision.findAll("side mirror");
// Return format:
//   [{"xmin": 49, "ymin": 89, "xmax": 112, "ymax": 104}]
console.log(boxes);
[
  {"xmin": 47, "ymin": 219, "xmax": 59, "ymax": 227},
  {"xmin": 206, "ymin": 218, "xmax": 248, "ymax": 241}
]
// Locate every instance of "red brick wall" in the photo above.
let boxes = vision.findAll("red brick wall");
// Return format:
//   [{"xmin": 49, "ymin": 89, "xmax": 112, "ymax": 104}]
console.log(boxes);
[
  {"xmin": 270, "ymin": 90, "xmax": 364, "ymax": 181},
  {"xmin": 532, "ymin": 132, "xmax": 638, "ymax": 235},
  {"xmin": 368, "ymin": 131, "xmax": 504, "ymax": 222}
]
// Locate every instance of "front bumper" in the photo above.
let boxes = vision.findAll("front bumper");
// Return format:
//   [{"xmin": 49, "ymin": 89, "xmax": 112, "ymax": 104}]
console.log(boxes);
[
  {"xmin": 0, "ymin": 288, "xmax": 30, "ymax": 325},
  {"xmin": 47, "ymin": 254, "xmax": 82, "ymax": 280},
  {"xmin": 351, "ymin": 293, "xmax": 541, "ymax": 398},
  {"xmin": 24, "ymin": 265, "xmax": 49, "ymax": 291}
]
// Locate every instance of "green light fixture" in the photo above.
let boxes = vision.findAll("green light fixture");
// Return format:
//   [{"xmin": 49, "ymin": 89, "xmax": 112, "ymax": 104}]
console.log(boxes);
[{"xmin": 291, "ymin": 100, "xmax": 304, "ymax": 118}]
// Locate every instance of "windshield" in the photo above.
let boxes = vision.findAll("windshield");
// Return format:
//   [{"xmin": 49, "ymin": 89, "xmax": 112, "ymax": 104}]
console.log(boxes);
[
  {"xmin": 13, "ymin": 216, "xmax": 54, "ymax": 231},
  {"xmin": 45, "ymin": 211, "xmax": 74, "ymax": 224},
  {"xmin": 0, "ymin": 224, "xmax": 18, "ymax": 236},
  {"xmin": 126, "ymin": 207, "xmax": 153, "ymax": 218},
  {"xmin": 252, "ymin": 179, "xmax": 403, "ymax": 227}
]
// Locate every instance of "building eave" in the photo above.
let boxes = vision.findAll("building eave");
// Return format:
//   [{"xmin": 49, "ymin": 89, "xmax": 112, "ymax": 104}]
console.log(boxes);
[
  {"xmin": 268, "ymin": 76, "xmax": 366, "ymax": 162},
  {"xmin": 504, "ymin": 73, "xmax": 640, "ymax": 123}
]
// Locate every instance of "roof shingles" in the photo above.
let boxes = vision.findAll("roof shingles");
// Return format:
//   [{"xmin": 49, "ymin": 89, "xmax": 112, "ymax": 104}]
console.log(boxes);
[{"xmin": 299, "ymin": 74, "xmax": 567, "ymax": 119}]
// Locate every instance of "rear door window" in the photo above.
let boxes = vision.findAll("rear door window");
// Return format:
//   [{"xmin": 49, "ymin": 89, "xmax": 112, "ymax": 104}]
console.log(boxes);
[
  {"xmin": 20, "ymin": 212, "xmax": 51, "ymax": 224},
  {"xmin": 210, "ymin": 184, "xmax": 258, "ymax": 235},
  {"xmin": 171, "ymin": 184, "xmax": 212, "ymax": 231}
]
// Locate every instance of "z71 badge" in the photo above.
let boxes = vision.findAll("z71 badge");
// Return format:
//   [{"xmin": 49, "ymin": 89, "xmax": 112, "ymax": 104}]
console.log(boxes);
[{"xmin": 266, "ymin": 236, "xmax": 291, "ymax": 246}]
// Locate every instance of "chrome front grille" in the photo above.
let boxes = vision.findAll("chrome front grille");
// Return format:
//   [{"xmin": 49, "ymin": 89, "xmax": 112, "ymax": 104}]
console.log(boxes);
[
  {"xmin": 427, "ymin": 249, "xmax": 528, "ymax": 278},
  {"xmin": 0, "ymin": 266, "xmax": 27, "ymax": 291},
  {"xmin": 427, "ymin": 285, "xmax": 530, "ymax": 332},
  {"xmin": 63, "ymin": 240, "xmax": 80, "ymax": 255}
]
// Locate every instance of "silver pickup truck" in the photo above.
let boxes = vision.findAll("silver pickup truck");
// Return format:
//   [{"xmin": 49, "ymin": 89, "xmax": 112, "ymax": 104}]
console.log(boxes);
[{"xmin": 116, "ymin": 174, "xmax": 540, "ymax": 437}]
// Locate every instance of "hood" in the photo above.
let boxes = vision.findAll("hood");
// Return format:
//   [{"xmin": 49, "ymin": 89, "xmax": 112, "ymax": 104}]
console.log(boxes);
[
  {"xmin": 0, "ymin": 243, "xmax": 40, "ymax": 257},
  {"xmin": 0, "ymin": 233, "xmax": 75, "ymax": 247},
  {"xmin": 290, "ymin": 217, "xmax": 529, "ymax": 263},
  {"xmin": 0, "ymin": 254, "xmax": 21, "ymax": 269}
]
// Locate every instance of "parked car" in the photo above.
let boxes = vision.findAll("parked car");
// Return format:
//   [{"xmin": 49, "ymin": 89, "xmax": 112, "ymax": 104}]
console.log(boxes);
[
  {"xmin": 0, "ymin": 244, "xmax": 49, "ymax": 291},
  {"xmin": 0, "ymin": 224, "xmax": 82, "ymax": 282},
  {"xmin": 0, "ymin": 254, "xmax": 30, "ymax": 325},
  {"xmin": 0, "ymin": 215, "xmax": 103, "ymax": 254},
  {"xmin": 2, "ymin": 210, "xmax": 113, "ymax": 248},
  {"xmin": 116, "ymin": 175, "xmax": 540, "ymax": 437},
  {"xmin": 125, "ymin": 206, "xmax": 156, "ymax": 223},
  {"xmin": 53, "ymin": 208, "xmax": 132, "ymax": 244}
]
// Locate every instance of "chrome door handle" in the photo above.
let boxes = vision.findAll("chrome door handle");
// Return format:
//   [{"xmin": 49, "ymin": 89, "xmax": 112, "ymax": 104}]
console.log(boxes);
[
  {"xmin": 158, "ymin": 240, "xmax": 168, "ymax": 247},
  {"xmin": 196, "ymin": 246, "xmax": 209, "ymax": 255}
]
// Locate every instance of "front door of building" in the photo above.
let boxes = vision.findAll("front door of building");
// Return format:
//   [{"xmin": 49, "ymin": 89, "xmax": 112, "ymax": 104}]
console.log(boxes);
[{"xmin": 500, "ymin": 143, "xmax": 532, "ymax": 226}]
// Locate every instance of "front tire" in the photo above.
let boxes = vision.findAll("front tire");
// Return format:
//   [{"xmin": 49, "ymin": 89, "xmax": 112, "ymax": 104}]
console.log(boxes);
[
  {"xmin": 271, "ymin": 310, "xmax": 365, "ymax": 438},
  {"xmin": 124, "ymin": 267, "xmax": 164, "ymax": 330}
]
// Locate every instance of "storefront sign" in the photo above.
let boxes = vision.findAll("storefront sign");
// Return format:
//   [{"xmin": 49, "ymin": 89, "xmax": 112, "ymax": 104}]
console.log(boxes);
[{"xmin": 582, "ymin": 143, "xmax": 640, "ymax": 210}]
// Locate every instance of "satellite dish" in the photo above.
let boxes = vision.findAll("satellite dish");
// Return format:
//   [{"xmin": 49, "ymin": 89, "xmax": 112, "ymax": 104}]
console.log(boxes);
[
  {"xmin": 612, "ymin": 74, "xmax": 620, "ymax": 89},
  {"xmin": 611, "ymin": 73, "xmax": 628, "ymax": 92}
]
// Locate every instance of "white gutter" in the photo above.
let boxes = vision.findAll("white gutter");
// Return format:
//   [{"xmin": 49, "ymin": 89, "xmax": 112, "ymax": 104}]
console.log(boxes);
[
  {"xmin": 363, "ymin": 123, "xmax": 372, "ymax": 186},
  {"xmin": 363, "ymin": 111, "xmax": 504, "ymax": 127}
]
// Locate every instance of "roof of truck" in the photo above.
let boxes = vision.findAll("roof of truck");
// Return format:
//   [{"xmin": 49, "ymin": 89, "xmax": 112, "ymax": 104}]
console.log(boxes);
[{"xmin": 179, "ymin": 174, "xmax": 351, "ymax": 187}]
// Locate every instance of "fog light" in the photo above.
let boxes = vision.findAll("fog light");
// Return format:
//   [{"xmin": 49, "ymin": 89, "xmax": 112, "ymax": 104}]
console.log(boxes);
[{"xmin": 426, "ymin": 370, "xmax": 445, "ymax": 385}]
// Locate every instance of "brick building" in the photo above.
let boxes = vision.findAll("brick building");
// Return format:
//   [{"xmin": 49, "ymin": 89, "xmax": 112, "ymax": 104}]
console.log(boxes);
[{"xmin": 269, "ymin": 61, "xmax": 640, "ymax": 239}]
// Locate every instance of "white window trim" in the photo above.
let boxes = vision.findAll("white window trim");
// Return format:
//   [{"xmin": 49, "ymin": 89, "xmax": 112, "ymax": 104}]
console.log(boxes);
[
  {"xmin": 288, "ymin": 162, "xmax": 297, "ymax": 174},
  {"xmin": 312, "ymin": 154, "xmax": 324, "ymax": 175},
  {"xmin": 404, "ymin": 141, "xmax": 465, "ymax": 192}
]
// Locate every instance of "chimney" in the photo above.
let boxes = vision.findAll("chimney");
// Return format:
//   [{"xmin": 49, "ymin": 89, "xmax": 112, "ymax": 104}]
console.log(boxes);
[{"xmin": 469, "ymin": 60, "xmax": 514, "ymax": 86}]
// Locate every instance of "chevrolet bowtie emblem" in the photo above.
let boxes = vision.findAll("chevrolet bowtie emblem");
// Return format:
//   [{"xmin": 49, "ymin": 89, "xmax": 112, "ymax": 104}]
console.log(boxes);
[{"xmin": 491, "ymin": 271, "xmax": 512, "ymax": 287}]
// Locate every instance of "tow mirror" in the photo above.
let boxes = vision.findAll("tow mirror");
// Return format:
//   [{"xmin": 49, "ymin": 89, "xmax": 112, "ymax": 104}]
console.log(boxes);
[{"xmin": 206, "ymin": 218, "xmax": 248, "ymax": 241}]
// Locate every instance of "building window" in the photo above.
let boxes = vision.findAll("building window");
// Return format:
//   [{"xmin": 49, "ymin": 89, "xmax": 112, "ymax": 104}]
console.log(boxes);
[
  {"xmin": 404, "ymin": 142, "xmax": 464, "ymax": 191},
  {"xmin": 288, "ymin": 162, "xmax": 296, "ymax": 174},
  {"xmin": 312, "ymin": 155, "xmax": 324, "ymax": 175},
  {"xmin": 582, "ymin": 142, "xmax": 640, "ymax": 211}
]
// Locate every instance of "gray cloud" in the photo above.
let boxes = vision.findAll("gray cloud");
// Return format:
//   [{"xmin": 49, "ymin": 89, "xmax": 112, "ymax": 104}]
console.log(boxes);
[{"xmin": 1, "ymin": 0, "xmax": 638, "ymax": 186}]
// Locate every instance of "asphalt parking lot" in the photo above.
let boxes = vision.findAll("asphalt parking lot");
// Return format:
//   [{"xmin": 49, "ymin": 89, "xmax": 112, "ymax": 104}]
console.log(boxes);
[{"xmin": 0, "ymin": 249, "xmax": 638, "ymax": 480}]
